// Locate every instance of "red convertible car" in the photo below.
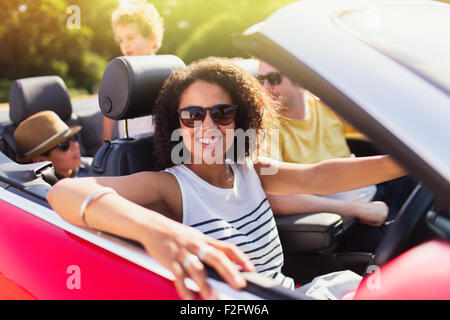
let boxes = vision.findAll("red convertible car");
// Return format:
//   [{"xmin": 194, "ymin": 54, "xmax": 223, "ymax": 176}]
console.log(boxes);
[{"xmin": 0, "ymin": 0, "xmax": 449, "ymax": 300}]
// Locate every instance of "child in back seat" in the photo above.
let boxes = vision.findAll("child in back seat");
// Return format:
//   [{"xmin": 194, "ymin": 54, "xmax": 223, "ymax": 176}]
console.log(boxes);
[
  {"xmin": 14, "ymin": 110, "xmax": 90, "ymax": 179},
  {"xmin": 102, "ymin": 1, "xmax": 164, "ymax": 141}
]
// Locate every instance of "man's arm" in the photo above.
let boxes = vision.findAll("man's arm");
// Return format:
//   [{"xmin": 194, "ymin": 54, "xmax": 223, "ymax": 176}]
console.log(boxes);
[
  {"xmin": 257, "ymin": 155, "xmax": 406, "ymax": 196},
  {"xmin": 267, "ymin": 193, "xmax": 388, "ymax": 227}
]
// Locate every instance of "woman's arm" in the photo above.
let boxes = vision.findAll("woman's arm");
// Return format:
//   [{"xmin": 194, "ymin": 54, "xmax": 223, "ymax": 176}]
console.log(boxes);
[
  {"xmin": 47, "ymin": 177, "xmax": 254, "ymax": 300},
  {"xmin": 257, "ymin": 155, "xmax": 406, "ymax": 196},
  {"xmin": 67, "ymin": 172, "xmax": 182, "ymax": 219}
]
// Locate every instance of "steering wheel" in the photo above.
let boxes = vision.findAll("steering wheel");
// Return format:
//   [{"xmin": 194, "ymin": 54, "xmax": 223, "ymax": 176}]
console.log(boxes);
[{"xmin": 372, "ymin": 184, "xmax": 434, "ymax": 267}]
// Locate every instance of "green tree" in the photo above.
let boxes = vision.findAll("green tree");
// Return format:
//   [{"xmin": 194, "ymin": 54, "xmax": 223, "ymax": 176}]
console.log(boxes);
[
  {"xmin": 0, "ymin": 0, "xmax": 298, "ymax": 102},
  {"xmin": 155, "ymin": 0, "xmax": 297, "ymax": 62},
  {"xmin": 175, "ymin": 13, "xmax": 247, "ymax": 63},
  {"xmin": 0, "ymin": 0, "xmax": 108, "ymax": 96}
]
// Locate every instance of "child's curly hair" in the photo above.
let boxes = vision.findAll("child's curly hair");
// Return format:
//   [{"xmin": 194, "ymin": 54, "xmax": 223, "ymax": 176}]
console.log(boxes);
[
  {"xmin": 112, "ymin": 1, "xmax": 164, "ymax": 53},
  {"xmin": 153, "ymin": 57, "xmax": 281, "ymax": 170}
]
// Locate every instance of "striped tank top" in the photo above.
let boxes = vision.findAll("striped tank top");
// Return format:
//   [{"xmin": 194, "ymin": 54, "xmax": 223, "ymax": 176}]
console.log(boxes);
[{"xmin": 165, "ymin": 158, "xmax": 295, "ymax": 290}]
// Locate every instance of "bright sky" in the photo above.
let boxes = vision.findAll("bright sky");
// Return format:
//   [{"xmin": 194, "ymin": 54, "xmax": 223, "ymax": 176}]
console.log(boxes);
[{"xmin": 119, "ymin": 0, "xmax": 138, "ymax": 8}]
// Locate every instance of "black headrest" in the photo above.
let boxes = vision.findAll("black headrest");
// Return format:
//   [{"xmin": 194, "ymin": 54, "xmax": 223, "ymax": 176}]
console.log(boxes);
[
  {"xmin": 98, "ymin": 55, "xmax": 186, "ymax": 121},
  {"xmin": 232, "ymin": 59, "xmax": 259, "ymax": 77},
  {"xmin": 9, "ymin": 76, "xmax": 72, "ymax": 125}
]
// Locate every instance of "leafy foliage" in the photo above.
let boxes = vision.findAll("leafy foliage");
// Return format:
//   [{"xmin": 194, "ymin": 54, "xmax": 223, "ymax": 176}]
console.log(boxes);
[
  {"xmin": 0, "ymin": 0, "xmax": 297, "ymax": 102},
  {"xmin": 153, "ymin": 0, "xmax": 296, "ymax": 63}
]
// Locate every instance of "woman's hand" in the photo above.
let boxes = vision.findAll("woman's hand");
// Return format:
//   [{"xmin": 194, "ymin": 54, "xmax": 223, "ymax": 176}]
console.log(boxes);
[
  {"xmin": 138, "ymin": 216, "xmax": 255, "ymax": 300},
  {"xmin": 356, "ymin": 201, "xmax": 389, "ymax": 227},
  {"xmin": 47, "ymin": 177, "xmax": 255, "ymax": 300}
]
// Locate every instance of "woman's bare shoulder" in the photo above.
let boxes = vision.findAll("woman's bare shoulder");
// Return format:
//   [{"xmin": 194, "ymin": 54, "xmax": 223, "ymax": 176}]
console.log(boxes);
[
  {"xmin": 132, "ymin": 171, "xmax": 183, "ymax": 221},
  {"xmin": 132, "ymin": 170, "xmax": 179, "ymax": 187}
]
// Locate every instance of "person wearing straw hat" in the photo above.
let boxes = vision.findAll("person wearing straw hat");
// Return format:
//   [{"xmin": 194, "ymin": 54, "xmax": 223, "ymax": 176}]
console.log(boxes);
[{"xmin": 14, "ymin": 110, "xmax": 90, "ymax": 179}]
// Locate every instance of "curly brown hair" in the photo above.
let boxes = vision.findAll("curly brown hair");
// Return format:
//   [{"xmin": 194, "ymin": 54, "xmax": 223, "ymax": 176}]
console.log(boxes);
[{"xmin": 153, "ymin": 57, "xmax": 280, "ymax": 170}]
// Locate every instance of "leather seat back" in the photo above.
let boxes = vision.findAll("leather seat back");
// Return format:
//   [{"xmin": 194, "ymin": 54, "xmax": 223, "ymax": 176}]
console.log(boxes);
[
  {"xmin": 89, "ymin": 55, "xmax": 186, "ymax": 176},
  {"xmin": 1, "ymin": 75, "xmax": 103, "ymax": 160}
]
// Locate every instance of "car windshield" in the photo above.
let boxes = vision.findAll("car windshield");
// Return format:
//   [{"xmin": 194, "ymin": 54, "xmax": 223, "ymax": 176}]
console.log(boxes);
[{"xmin": 333, "ymin": 3, "xmax": 450, "ymax": 94}]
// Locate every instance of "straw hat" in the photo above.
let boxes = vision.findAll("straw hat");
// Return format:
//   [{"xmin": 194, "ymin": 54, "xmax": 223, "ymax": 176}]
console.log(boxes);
[{"xmin": 14, "ymin": 110, "xmax": 81, "ymax": 163}]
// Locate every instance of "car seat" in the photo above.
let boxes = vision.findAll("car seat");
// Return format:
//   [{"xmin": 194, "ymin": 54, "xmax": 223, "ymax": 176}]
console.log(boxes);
[
  {"xmin": 89, "ymin": 55, "xmax": 186, "ymax": 176},
  {"xmin": 0, "ymin": 75, "xmax": 103, "ymax": 161}
]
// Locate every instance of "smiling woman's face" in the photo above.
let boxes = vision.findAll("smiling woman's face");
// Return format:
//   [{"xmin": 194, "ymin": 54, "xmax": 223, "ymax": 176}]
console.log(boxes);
[{"xmin": 178, "ymin": 80, "xmax": 236, "ymax": 165}]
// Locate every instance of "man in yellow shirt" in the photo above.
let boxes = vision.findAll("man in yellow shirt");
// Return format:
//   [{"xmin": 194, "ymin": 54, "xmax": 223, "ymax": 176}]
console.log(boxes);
[
  {"xmin": 271, "ymin": 91, "xmax": 352, "ymax": 164},
  {"xmin": 258, "ymin": 59, "xmax": 415, "ymax": 252}
]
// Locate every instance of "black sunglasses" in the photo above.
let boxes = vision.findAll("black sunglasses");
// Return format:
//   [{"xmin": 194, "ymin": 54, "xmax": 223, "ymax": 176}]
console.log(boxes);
[
  {"xmin": 54, "ymin": 136, "xmax": 78, "ymax": 152},
  {"xmin": 178, "ymin": 104, "xmax": 238, "ymax": 128},
  {"xmin": 256, "ymin": 72, "xmax": 282, "ymax": 86}
]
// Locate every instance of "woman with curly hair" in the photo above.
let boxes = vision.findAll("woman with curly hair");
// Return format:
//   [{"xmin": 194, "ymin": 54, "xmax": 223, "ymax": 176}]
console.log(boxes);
[
  {"xmin": 153, "ymin": 57, "xmax": 280, "ymax": 170},
  {"xmin": 47, "ymin": 57, "xmax": 406, "ymax": 300}
]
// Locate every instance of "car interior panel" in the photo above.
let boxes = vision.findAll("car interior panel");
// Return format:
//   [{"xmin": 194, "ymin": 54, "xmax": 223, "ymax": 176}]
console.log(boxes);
[
  {"xmin": 0, "ymin": 151, "xmax": 54, "ymax": 199},
  {"xmin": 345, "ymin": 135, "xmax": 383, "ymax": 157},
  {"xmin": 74, "ymin": 109, "xmax": 105, "ymax": 157}
]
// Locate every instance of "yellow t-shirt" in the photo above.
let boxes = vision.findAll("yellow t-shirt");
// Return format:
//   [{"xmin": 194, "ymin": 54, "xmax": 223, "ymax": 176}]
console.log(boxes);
[{"xmin": 269, "ymin": 93, "xmax": 352, "ymax": 164}]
